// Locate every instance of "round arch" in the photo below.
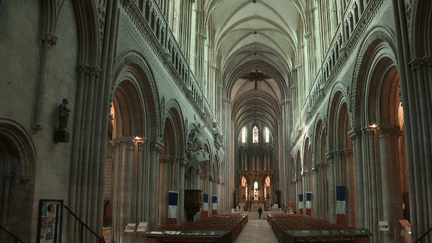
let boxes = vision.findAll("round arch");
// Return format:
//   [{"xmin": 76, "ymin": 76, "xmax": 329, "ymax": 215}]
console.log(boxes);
[
  {"xmin": 350, "ymin": 27, "xmax": 397, "ymax": 130},
  {"xmin": 111, "ymin": 51, "xmax": 161, "ymax": 141}
]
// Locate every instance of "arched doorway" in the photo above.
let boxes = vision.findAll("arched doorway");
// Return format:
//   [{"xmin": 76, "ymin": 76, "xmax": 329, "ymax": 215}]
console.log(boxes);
[{"xmin": 0, "ymin": 120, "xmax": 36, "ymax": 242}]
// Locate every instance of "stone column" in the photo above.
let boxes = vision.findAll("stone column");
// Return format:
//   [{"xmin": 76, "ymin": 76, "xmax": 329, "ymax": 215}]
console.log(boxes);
[
  {"xmin": 378, "ymin": 125, "xmax": 399, "ymax": 242},
  {"xmin": 320, "ymin": 162, "xmax": 328, "ymax": 220},
  {"xmin": 209, "ymin": 175, "xmax": 215, "ymax": 217},
  {"xmin": 344, "ymin": 150, "xmax": 355, "ymax": 226},
  {"xmin": 366, "ymin": 127, "xmax": 379, "ymax": 241},
  {"xmin": 311, "ymin": 165, "xmax": 319, "ymax": 218},
  {"xmin": 172, "ymin": 157, "xmax": 179, "ymax": 191},
  {"xmin": 135, "ymin": 139, "xmax": 145, "ymax": 223},
  {"xmin": 349, "ymin": 130, "xmax": 364, "ymax": 228},
  {"xmin": 31, "ymin": 33, "xmax": 57, "ymax": 132},
  {"xmin": 178, "ymin": 159, "xmax": 187, "ymax": 224},
  {"xmin": 143, "ymin": 140, "xmax": 151, "ymax": 221},
  {"xmin": 158, "ymin": 155, "xmax": 170, "ymax": 225},
  {"xmin": 326, "ymin": 153, "xmax": 336, "ymax": 223},
  {"xmin": 148, "ymin": 141, "xmax": 163, "ymax": 230},
  {"xmin": 111, "ymin": 137, "xmax": 135, "ymax": 243}
]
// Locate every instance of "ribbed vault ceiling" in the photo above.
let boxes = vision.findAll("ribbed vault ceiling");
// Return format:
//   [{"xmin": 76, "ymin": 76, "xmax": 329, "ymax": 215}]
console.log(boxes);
[{"xmin": 206, "ymin": 0, "xmax": 304, "ymax": 134}]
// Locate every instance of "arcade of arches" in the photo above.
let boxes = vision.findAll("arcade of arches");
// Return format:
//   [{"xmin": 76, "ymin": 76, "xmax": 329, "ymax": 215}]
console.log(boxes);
[{"xmin": 1, "ymin": 0, "xmax": 432, "ymax": 242}]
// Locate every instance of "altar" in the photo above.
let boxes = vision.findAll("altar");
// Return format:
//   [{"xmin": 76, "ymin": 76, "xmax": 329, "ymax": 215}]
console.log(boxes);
[{"xmin": 251, "ymin": 203, "xmax": 264, "ymax": 212}]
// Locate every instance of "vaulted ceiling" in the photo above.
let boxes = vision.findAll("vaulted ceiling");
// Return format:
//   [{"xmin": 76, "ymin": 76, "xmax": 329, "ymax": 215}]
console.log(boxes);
[{"xmin": 205, "ymin": 0, "xmax": 305, "ymax": 134}]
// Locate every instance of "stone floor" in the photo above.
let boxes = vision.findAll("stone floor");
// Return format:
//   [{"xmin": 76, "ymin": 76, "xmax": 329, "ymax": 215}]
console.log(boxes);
[
  {"xmin": 242, "ymin": 210, "xmax": 285, "ymax": 220},
  {"xmin": 234, "ymin": 220, "xmax": 278, "ymax": 243}
]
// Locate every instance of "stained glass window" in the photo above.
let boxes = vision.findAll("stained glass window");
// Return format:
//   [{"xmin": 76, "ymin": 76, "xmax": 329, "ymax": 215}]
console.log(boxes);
[
  {"xmin": 241, "ymin": 176, "xmax": 247, "ymax": 187},
  {"xmin": 242, "ymin": 127, "xmax": 247, "ymax": 143},
  {"xmin": 264, "ymin": 127, "xmax": 270, "ymax": 143},
  {"xmin": 245, "ymin": 184, "xmax": 248, "ymax": 201},
  {"xmin": 253, "ymin": 126, "xmax": 258, "ymax": 143}
]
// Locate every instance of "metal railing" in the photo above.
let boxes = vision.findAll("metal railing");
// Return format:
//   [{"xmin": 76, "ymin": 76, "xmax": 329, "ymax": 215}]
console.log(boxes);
[
  {"xmin": 63, "ymin": 205, "xmax": 105, "ymax": 243},
  {"xmin": 415, "ymin": 227, "xmax": 432, "ymax": 243},
  {"xmin": 0, "ymin": 225, "xmax": 25, "ymax": 243}
]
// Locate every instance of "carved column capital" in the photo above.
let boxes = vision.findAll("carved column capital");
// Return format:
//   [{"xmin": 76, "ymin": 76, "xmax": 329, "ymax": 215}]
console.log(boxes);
[
  {"xmin": 325, "ymin": 152, "xmax": 334, "ymax": 161},
  {"xmin": 344, "ymin": 150, "xmax": 353, "ymax": 157},
  {"xmin": 20, "ymin": 175, "xmax": 31, "ymax": 184},
  {"xmin": 364, "ymin": 126, "xmax": 377, "ymax": 137},
  {"xmin": 160, "ymin": 155, "xmax": 170, "ymax": 163},
  {"xmin": 151, "ymin": 141, "xmax": 164, "ymax": 153},
  {"xmin": 41, "ymin": 33, "xmax": 57, "ymax": 48},
  {"xmin": 377, "ymin": 124, "xmax": 397, "ymax": 136},
  {"xmin": 170, "ymin": 156, "xmax": 179, "ymax": 163},
  {"xmin": 113, "ymin": 136, "xmax": 135, "ymax": 148},
  {"xmin": 179, "ymin": 158, "xmax": 188, "ymax": 167},
  {"xmin": 2, "ymin": 175, "xmax": 15, "ymax": 185},
  {"xmin": 348, "ymin": 129, "xmax": 361, "ymax": 141},
  {"xmin": 77, "ymin": 64, "xmax": 89, "ymax": 77},
  {"xmin": 410, "ymin": 58, "xmax": 427, "ymax": 72},
  {"xmin": 88, "ymin": 66, "xmax": 103, "ymax": 78}
]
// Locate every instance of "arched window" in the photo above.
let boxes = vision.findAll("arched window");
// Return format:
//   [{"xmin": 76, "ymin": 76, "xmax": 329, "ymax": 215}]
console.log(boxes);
[
  {"xmin": 245, "ymin": 183, "xmax": 248, "ymax": 201},
  {"xmin": 241, "ymin": 127, "xmax": 247, "ymax": 143},
  {"xmin": 264, "ymin": 176, "xmax": 270, "ymax": 200},
  {"xmin": 241, "ymin": 176, "xmax": 247, "ymax": 187},
  {"xmin": 265, "ymin": 176, "xmax": 271, "ymax": 187},
  {"xmin": 253, "ymin": 126, "xmax": 259, "ymax": 143},
  {"xmin": 264, "ymin": 127, "xmax": 270, "ymax": 143},
  {"xmin": 254, "ymin": 181, "xmax": 259, "ymax": 201}
]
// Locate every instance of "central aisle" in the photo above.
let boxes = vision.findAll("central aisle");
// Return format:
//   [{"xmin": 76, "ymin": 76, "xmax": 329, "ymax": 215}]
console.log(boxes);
[{"xmin": 234, "ymin": 219, "xmax": 278, "ymax": 243}]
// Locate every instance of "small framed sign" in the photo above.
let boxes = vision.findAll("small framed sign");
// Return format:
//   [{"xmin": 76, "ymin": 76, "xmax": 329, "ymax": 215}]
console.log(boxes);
[
  {"xmin": 124, "ymin": 223, "xmax": 136, "ymax": 233},
  {"xmin": 37, "ymin": 199, "xmax": 63, "ymax": 243},
  {"xmin": 379, "ymin": 221, "xmax": 389, "ymax": 231},
  {"xmin": 136, "ymin": 222, "xmax": 148, "ymax": 232}
]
